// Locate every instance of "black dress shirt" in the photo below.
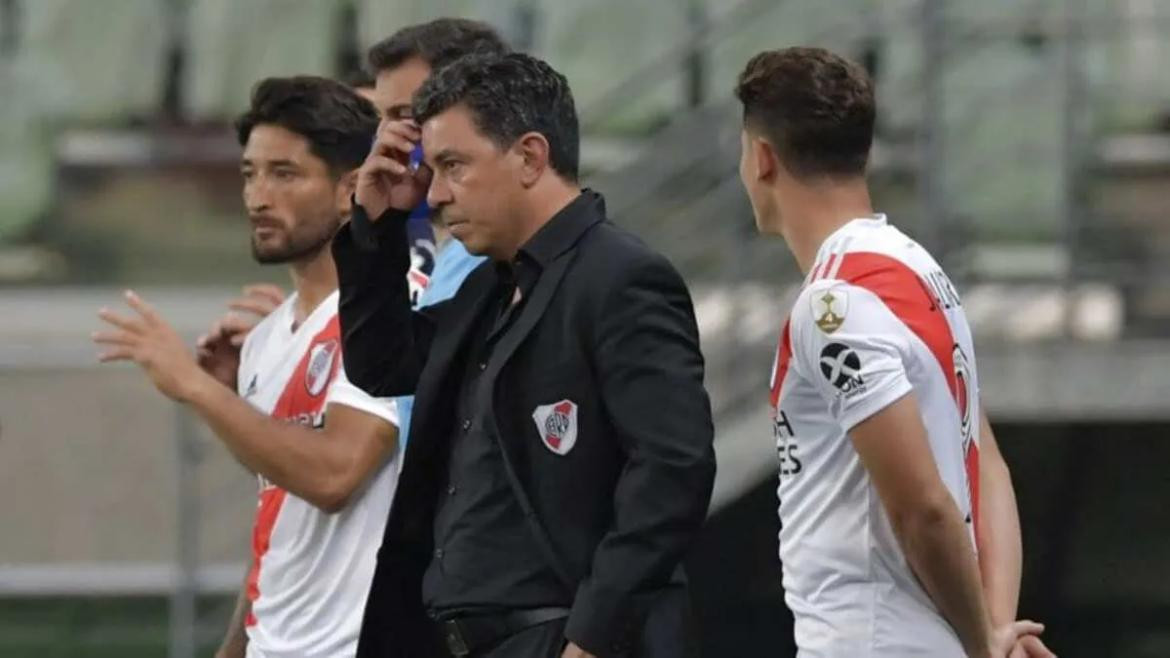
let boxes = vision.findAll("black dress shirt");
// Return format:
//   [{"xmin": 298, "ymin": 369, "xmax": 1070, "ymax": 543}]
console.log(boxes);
[{"xmin": 421, "ymin": 240, "xmax": 567, "ymax": 617}]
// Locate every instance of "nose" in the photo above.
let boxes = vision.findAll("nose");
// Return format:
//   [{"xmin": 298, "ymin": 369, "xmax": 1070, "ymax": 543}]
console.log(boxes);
[
  {"xmin": 243, "ymin": 177, "xmax": 272, "ymax": 214},
  {"xmin": 426, "ymin": 171, "xmax": 452, "ymax": 210}
]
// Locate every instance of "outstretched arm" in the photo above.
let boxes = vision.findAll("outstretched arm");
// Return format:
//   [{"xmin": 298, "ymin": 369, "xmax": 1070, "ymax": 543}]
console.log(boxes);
[{"xmin": 94, "ymin": 291, "xmax": 398, "ymax": 512}]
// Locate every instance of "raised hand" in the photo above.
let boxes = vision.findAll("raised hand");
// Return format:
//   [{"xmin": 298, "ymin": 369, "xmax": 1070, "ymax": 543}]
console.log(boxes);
[
  {"xmin": 354, "ymin": 119, "xmax": 432, "ymax": 220},
  {"xmin": 196, "ymin": 284, "xmax": 286, "ymax": 388},
  {"xmin": 94, "ymin": 290, "xmax": 209, "ymax": 402}
]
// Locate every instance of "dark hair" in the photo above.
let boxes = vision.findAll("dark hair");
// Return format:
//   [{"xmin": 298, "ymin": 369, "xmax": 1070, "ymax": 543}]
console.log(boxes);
[
  {"xmin": 235, "ymin": 76, "xmax": 378, "ymax": 175},
  {"xmin": 343, "ymin": 68, "xmax": 375, "ymax": 90},
  {"xmin": 735, "ymin": 47, "xmax": 875, "ymax": 179},
  {"xmin": 367, "ymin": 17, "xmax": 509, "ymax": 74},
  {"xmin": 413, "ymin": 52, "xmax": 579, "ymax": 181}
]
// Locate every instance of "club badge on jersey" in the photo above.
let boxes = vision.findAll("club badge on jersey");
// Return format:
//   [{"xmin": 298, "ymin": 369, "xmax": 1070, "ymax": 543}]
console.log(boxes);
[
  {"xmin": 305, "ymin": 339, "xmax": 339, "ymax": 397},
  {"xmin": 533, "ymin": 400, "xmax": 578, "ymax": 456},
  {"xmin": 270, "ymin": 317, "xmax": 342, "ymax": 430}
]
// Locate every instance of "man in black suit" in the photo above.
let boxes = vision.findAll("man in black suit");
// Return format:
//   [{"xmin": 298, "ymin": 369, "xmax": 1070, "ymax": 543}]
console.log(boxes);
[{"xmin": 332, "ymin": 52, "xmax": 716, "ymax": 658}]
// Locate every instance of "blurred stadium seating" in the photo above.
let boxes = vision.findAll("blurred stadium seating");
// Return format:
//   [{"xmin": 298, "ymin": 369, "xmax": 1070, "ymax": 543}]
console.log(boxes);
[{"xmin": 2, "ymin": 1, "xmax": 1169, "ymax": 656}]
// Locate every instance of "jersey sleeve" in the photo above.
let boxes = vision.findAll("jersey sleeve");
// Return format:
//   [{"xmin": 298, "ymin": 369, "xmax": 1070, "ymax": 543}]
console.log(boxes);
[
  {"xmin": 325, "ymin": 361, "xmax": 400, "ymax": 427},
  {"xmin": 790, "ymin": 279, "xmax": 915, "ymax": 431}
]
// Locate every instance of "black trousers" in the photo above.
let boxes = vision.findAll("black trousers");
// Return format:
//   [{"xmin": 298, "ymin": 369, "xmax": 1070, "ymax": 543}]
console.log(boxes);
[{"xmin": 473, "ymin": 618, "xmax": 567, "ymax": 658}]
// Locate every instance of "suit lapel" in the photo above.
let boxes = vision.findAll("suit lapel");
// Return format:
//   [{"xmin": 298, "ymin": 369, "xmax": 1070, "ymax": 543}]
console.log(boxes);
[
  {"xmin": 404, "ymin": 268, "xmax": 495, "ymax": 463},
  {"xmin": 476, "ymin": 192, "xmax": 605, "ymax": 385},
  {"xmin": 478, "ymin": 250, "xmax": 578, "ymax": 588},
  {"xmin": 481, "ymin": 250, "xmax": 572, "ymax": 397}
]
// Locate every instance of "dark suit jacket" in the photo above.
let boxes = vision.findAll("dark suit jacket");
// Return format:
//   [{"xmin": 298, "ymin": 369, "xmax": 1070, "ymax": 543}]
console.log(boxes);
[{"xmin": 332, "ymin": 191, "xmax": 716, "ymax": 658}]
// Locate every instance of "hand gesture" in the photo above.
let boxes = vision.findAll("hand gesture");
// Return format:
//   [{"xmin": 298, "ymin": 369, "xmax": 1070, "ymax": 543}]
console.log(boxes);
[
  {"xmin": 354, "ymin": 119, "xmax": 432, "ymax": 220},
  {"xmin": 196, "ymin": 284, "xmax": 285, "ymax": 388},
  {"xmin": 94, "ymin": 291, "xmax": 208, "ymax": 402}
]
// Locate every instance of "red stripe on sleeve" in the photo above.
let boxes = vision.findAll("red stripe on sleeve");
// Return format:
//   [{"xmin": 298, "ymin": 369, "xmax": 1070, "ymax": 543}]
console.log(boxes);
[
  {"xmin": 818, "ymin": 252, "xmax": 838, "ymax": 281},
  {"xmin": 770, "ymin": 320, "xmax": 793, "ymax": 408}
]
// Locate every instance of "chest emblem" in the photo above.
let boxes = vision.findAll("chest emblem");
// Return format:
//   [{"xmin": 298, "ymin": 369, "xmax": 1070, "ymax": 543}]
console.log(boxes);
[
  {"xmin": 305, "ymin": 338, "xmax": 339, "ymax": 397},
  {"xmin": 533, "ymin": 399, "xmax": 579, "ymax": 456}
]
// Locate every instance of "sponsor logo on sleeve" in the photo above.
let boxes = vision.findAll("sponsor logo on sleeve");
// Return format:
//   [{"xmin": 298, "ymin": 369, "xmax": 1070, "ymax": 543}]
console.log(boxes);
[{"xmin": 819, "ymin": 342, "xmax": 866, "ymax": 397}]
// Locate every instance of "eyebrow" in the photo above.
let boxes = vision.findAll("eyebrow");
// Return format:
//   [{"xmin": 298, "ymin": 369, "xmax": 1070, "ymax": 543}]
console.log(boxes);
[
  {"xmin": 429, "ymin": 149, "xmax": 461, "ymax": 165},
  {"xmin": 239, "ymin": 158, "xmax": 299, "ymax": 168}
]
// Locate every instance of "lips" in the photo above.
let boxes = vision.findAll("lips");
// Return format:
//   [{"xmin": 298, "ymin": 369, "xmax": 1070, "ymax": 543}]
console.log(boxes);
[{"xmin": 250, "ymin": 216, "xmax": 283, "ymax": 232}]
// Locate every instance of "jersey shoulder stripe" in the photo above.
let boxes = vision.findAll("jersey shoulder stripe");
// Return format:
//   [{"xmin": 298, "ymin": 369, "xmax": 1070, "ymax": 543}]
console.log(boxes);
[
  {"xmin": 834, "ymin": 252, "xmax": 958, "ymax": 399},
  {"xmin": 809, "ymin": 235, "xmax": 854, "ymax": 283},
  {"xmin": 770, "ymin": 320, "xmax": 794, "ymax": 408}
]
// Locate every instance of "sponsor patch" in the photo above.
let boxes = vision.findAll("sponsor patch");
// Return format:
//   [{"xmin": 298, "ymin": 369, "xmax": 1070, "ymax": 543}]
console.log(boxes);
[
  {"xmin": 819, "ymin": 342, "xmax": 866, "ymax": 396},
  {"xmin": 811, "ymin": 287, "xmax": 848, "ymax": 334}
]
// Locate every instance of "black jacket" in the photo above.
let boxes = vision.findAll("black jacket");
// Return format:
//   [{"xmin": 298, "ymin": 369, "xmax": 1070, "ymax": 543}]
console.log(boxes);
[{"xmin": 332, "ymin": 191, "xmax": 716, "ymax": 657}]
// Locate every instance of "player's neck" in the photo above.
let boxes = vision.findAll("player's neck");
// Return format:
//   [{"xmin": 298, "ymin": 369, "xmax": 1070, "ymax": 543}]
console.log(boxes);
[
  {"xmin": 287, "ymin": 246, "xmax": 339, "ymax": 327},
  {"xmin": 777, "ymin": 177, "xmax": 873, "ymax": 275}
]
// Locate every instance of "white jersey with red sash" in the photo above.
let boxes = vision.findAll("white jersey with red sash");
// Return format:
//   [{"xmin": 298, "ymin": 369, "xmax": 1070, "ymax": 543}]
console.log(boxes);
[
  {"xmin": 236, "ymin": 290, "xmax": 398, "ymax": 658},
  {"xmin": 770, "ymin": 215, "xmax": 979, "ymax": 657}
]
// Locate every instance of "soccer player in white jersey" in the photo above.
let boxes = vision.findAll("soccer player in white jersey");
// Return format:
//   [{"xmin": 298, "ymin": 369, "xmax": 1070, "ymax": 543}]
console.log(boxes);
[
  {"xmin": 93, "ymin": 77, "xmax": 400, "ymax": 658},
  {"xmin": 734, "ymin": 48, "xmax": 1056, "ymax": 658}
]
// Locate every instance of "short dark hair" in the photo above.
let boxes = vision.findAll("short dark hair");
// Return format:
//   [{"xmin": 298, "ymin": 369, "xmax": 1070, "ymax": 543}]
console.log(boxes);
[
  {"xmin": 235, "ymin": 76, "xmax": 378, "ymax": 175},
  {"xmin": 413, "ymin": 52, "xmax": 579, "ymax": 181},
  {"xmin": 735, "ymin": 47, "xmax": 875, "ymax": 179},
  {"xmin": 367, "ymin": 17, "xmax": 509, "ymax": 74},
  {"xmin": 342, "ymin": 68, "xmax": 375, "ymax": 90}
]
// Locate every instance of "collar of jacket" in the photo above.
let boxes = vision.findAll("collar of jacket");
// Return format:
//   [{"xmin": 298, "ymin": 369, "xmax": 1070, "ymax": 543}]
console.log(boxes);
[{"xmin": 514, "ymin": 189, "xmax": 606, "ymax": 268}]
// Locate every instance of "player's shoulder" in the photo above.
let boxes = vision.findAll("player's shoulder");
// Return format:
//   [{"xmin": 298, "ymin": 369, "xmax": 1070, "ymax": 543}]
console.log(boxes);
[
  {"xmin": 806, "ymin": 221, "xmax": 946, "ymax": 313},
  {"xmin": 792, "ymin": 278, "xmax": 876, "ymax": 340},
  {"xmin": 811, "ymin": 219, "xmax": 926, "ymax": 281},
  {"xmin": 791, "ymin": 270, "xmax": 919, "ymax": 352}
]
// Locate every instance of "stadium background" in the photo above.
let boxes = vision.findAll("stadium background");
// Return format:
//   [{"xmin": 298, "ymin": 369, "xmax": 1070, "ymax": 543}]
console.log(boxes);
[{"xmin": 1, "ymin": 0, "xmax": 1169, "ymax": 656}]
